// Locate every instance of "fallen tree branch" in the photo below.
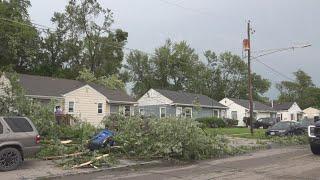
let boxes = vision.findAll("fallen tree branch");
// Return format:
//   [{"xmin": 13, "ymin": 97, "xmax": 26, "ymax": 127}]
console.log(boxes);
[
  {"xmin": 43, "ymin": 152, "xmax": 86, "ymax": 160},
  {"xmin": 72, "ymin": 154, "xmax": 109, "ymax": 169},
  {"xmin": 61, "ymin": 140, "xmax": 73, "ymax": 144}
]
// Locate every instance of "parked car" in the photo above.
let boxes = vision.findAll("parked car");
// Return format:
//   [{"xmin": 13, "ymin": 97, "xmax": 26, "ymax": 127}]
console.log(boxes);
[
  {"xmin": 254, "ymin": 117, "xmax": 278, "ymax": 129},
  {"xmin": 297, "ymin": 119, "xmax": 314, "ymax": 131},
  {"xmin": 243, "ymin": 117, "xmax": 256, "ymax": 127},
  {"xmin": 308, "ymin": 121, "xmax": 320, "ymax": 154},
  {"xmin": 0, "ymin": 117, "xmax": 40, "ymax": 171},
  {"xmin": 265, "ymin": 121, "xmax": 305, "ymax": 136}
]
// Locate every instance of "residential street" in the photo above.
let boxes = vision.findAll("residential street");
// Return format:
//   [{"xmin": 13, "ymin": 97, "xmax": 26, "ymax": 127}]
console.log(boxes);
[{"xmin": 58, "ymin": 146, "xmax": 320, "ymax": 180}]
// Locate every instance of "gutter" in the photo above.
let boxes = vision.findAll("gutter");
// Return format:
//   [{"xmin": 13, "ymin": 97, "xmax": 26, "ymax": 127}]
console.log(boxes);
[
  {"xmin": 171, "ymin": 103, "xmax": 228, "ymax": 109},
  {"xmin": 25, "ymin": 94, "xmax": 63, "ymax": 99}
]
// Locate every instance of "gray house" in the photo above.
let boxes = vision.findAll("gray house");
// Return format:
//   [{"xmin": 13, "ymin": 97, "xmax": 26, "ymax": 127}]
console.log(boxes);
[{"xmin": 137, "ymin": 89, "xmax": 227, "ymax": 119}]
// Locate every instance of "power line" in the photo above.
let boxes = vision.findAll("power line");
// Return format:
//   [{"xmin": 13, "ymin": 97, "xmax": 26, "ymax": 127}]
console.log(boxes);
[
  {"xmin": 158, "ymin": 0, "xmax": 211, "ymax": 16},
  {"xmin": 253, "ymin": 58, "xmax": 295, "ymax": 82},
  {"xmin": 0, "ymin": 16, "xmax": 155, "ymax": 56}
]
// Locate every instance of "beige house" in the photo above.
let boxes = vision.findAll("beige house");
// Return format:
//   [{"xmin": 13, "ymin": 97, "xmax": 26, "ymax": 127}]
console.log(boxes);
[
  {"xmin": 303, "ymin": 107, "xmax": 320, "ymax": 120},
  {"xmin": 0, "ymin": 74, "xmax": 137, "ymax": 126}
]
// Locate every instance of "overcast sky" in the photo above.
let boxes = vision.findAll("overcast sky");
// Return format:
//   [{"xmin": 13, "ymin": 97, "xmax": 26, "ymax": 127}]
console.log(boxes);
[{"xmin": 29, "ymin": 0, "xmax": 320, "ymax": 99}]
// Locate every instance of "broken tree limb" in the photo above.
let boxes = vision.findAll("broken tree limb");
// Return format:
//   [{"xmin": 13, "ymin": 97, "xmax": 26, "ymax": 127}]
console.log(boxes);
[
  {"xmin": 60, "ymin": 140, "xmax": 73, "ymax": 144},
  {"xmin": 72, "ymin": 154, "xmax": 109, "ymax": 169},
  {"xmin": 43, "ymin": 152, "xmax": 86, "ymax": 160}
]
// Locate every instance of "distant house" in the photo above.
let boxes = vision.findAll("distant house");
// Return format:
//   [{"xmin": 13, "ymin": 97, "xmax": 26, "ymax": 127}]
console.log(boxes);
[
  {"xmin": 273, "ymin": 102, "xmax": 303, "ymax": 121},
  {"xmin": 219, "ymin": 98, "xmax": 276, "ymax": 126},
  {"xmin": 303, "ymin": 107, "xmax": 320, "ymax": 120},
  {"xmin": 137, "ymin": 89, "xmax": 227, "ymax": 119},
  {"xmin": 0, "ymin": 74, "xmax": 137, "ymax": 126}
]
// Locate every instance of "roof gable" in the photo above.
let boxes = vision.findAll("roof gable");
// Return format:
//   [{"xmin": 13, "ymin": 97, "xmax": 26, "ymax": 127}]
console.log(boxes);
[
  {"xmin": 228, "ymin": 98, "xmax": 274, "ymax": 111},
  {"xmin": 154, "ymin": 89, "xmax": 226, "ymax": 108},
  {"xmin": 273, "ymin": 102, "xmax": 295, "ymax": 110}
]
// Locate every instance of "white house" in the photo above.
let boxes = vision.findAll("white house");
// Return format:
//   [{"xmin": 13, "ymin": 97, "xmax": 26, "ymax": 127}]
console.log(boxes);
[
  {"xmin": 219, "ymin": 98, "xmax": 276, "ymax": 126},
  {"xmin": 303, "ymin": 107, "xmax": 320, "ymax": 120},
  {"xmin": 273, "ymin": 102, "xmax": 303, "ymax": 121}
]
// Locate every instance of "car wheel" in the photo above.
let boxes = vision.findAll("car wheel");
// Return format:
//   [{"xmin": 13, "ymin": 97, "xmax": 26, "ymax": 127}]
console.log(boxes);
[
  {"xmin": 310, "ymin": 143, "xmax": 320, "ymax": 155},
  {"xmin": 0, "ymin": 148, "xmax": 23, "ymax": 171}
]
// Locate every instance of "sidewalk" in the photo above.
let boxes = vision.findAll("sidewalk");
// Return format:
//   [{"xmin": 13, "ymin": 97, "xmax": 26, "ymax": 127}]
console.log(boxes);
[{"xmin": 1, "ymin": 159, "xmax": 161, "ymax": 180}]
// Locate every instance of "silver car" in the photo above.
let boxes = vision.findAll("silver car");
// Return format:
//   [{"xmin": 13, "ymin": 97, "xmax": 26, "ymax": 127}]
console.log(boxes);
[{"xmin": 0, "ymin": 117, "xmax": 40, "ymax": 171}]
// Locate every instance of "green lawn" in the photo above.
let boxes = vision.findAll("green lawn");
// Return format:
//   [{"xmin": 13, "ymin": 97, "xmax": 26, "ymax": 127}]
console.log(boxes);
[{"xmin": 205, "ymin": 127, "xmax": 267, "ymax": 139}]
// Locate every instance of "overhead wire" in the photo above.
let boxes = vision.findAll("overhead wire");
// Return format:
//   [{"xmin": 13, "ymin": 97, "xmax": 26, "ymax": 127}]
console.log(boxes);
[{"xmin": 1, "ymin": 16, "xmax": 297, "ymax": 83}]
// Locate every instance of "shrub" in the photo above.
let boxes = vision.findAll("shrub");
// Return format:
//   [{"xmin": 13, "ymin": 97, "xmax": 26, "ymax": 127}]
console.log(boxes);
[
  {"xmin": 223, "ymin": 118, "xmax": 238, "ymax": 127},
  {"xmin": 102, "ymin": 116, "xmax": 230, "ymax": 160},
  {"xmin": 195, "ymin": 117, "xmax": 226, "ymax": 128}
]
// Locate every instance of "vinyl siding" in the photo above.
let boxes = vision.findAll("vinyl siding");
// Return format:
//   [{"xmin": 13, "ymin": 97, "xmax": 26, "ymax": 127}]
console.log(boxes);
[
  {"xmin": 63, "ymin": 85, "xmax": 108, "ymax": 126},
  {"xmin": 137, "ymin": 105, "xmax": 223, "ymax": 119},
  {"xmin": 110, "ymin": 104, "xmax": 135, "ymax": 116}
]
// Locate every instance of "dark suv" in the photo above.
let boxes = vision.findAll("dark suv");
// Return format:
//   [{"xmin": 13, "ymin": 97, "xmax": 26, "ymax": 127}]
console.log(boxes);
[
  {"xmin": 254, "ymin": 117, "xmax": 278, "ymax": 129},
  {"xmin": 0, "ymin": 117, "xmax": 40, "ymax": 171},
  {"xmin": 308, "ymin": 121, "xmax": 320, "ymax": 155}
]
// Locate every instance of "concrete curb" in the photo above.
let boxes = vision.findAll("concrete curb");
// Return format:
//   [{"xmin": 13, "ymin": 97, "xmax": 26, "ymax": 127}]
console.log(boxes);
[{"xmin": 33, "ymin": 160, "xmax": 162, "ymax": 180}]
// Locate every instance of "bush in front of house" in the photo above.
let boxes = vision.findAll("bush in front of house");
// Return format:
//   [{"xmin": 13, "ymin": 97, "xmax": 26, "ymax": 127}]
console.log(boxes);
[
  {"xmin": 223, "ymin": 118, "xmax": 239, "ymax": 127},
  {"xmin": 102, "ymin": 116, "xmax": 229, "ymax": 160},
  {"xmin": 195, "ymin": 117, "xmax": 226, "ymax": 128}
]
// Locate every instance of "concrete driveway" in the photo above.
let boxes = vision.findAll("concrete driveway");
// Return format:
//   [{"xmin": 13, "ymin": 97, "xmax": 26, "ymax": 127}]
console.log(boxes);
[{"xmin": 58, "ymin": 145, "xmax": 320, "ymax": 180}]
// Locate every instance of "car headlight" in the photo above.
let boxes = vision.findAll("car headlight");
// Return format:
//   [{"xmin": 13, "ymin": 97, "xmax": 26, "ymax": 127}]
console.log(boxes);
[{"xmin": 308, "ymin": 125, "xmax": 316, "ymax": 138}]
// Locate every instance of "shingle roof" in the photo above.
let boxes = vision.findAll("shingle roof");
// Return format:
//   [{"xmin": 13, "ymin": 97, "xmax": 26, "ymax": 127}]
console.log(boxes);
[
  {"xmin": 154, "ymin": 89, "xmax": 226, "ymax": 108},
  {"xmin": 19, "ymin": 74, "xmax": 85, "ymax": 97},
  {"xmin": 229, "ymin": 98, "xmax": 274, "ymax": 111},
  {"xmin": 273, "ymin": 102, "xmax": 295, "ymax": 110},
  {"xmin": 89, "ymin": 83, "xmax": 136, "ymax": 103},
  {"xmin": 18, "ymin": 74, "xmax": 136, "ymax": 103}
]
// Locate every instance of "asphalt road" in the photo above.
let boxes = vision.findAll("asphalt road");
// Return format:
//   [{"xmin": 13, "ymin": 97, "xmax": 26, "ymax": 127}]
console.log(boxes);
[{"xmin": 57, "ymin": 145, "xmax": 320, "ymax": 180}]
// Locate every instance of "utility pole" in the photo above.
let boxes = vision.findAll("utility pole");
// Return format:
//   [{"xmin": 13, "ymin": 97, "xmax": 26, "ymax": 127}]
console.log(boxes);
[{"xmin": 247, "ymin": 20, "xmax": 254, "ymax": 135}]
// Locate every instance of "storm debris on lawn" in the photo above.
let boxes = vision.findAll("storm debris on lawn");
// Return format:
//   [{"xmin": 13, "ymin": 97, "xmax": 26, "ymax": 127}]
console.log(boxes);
[{"xmin": 72, "ymin": 154, "xmax": 109, "ymax": 169}]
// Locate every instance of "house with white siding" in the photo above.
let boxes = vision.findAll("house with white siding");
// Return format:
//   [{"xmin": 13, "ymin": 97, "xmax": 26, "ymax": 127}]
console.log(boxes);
[
  {"xmin": 219, "ymin": 98, "xmax": 276, "ymax": 126},
  {"xmin": 303, "ymin": 107, "xmax": 320, "ymax": 120},
  {"xmin": 273, "ymin": 102, "xmax": 303, "ymax": 121},
  {"xmin": 0, "ymin": 74, "xmax": 137, "ymax": 126},
  {"xmin": 137, "ymin": 89, "xmax": 227, "ymax": 119}
]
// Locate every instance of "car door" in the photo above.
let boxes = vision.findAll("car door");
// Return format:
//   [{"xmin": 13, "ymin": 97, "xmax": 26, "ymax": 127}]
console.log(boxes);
[{"xmin": 0, "ymin": 118, "xmax": 7, "ymax": 144}]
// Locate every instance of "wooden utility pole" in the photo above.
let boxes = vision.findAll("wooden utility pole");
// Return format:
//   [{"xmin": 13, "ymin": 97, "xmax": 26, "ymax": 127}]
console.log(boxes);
[{"xmin": 247, "ymin": 21, "xmax": 254, "ymax": 135}]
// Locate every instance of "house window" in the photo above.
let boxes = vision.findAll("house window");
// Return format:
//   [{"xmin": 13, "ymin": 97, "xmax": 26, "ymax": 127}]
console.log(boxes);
[
  {"xmin": 176, "ymin": 107, "xmax": 182, "ymax": 117},
  {"xmin": 139, "ymin": 108, "xmax": 145, "ymax": 116},
  {"xmin": 291, "ymin": 114, "xmax": 294, "ymax": 121},
  {"xmin": 185, "ymin": 108, "xmax": 192, "ymax": 118},
  {"xmin": 280, "ymin": 113, "xmax": 283, "ymax": 120},
  {"xmin": 231, "ymin": 111, "xmax": 237, "ymax": 120},
  {"xmin": 160, "ymin": 107, "xmax": 166, "ymax": 118},
  {"xmin": 124, "ymin": 106, "xmax": 131, "ymax": 117},
  {"xmin": 68, "ymin": 101, "xmax": 75, "ymax": 113},
  {"xmin": 213, "ymin": 110, "xmax": 219, "ymax": 117},
  {"xmin": 98, "ymin": 103, "xmax": 103, "ymax": 114}
]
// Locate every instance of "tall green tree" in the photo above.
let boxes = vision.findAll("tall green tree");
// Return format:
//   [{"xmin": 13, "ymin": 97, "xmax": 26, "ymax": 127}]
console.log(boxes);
[
  {"xmin": 196, "ymin": 51, "xmax": 271, "ymax": 101},
  {"xmin": 152, "ymin": 39, "xmax": 200, "ymax": 90},
  {"xmin": 125, "ymin": 50, "xmax": 154, "ymax": 97},
  {"xmin": 39, "ymin": 0, "xmax": 128, "ymax": 78},
  {"xmin": 277, "ymin": 69, "xmax": 318, "ymax": 108},
  {"xmin": 0, "ymin": 0, "xmax": 40, "ymax": 72}
]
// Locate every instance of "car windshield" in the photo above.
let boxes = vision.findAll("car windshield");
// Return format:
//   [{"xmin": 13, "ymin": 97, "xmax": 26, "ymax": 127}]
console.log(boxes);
[
  {"xmin": 298, "ymin": 119, "xmax": 314, "ymax": 127},
  {"xmin": 271, "ymin": 122, "xmax": 292, "ymax": 130}
]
